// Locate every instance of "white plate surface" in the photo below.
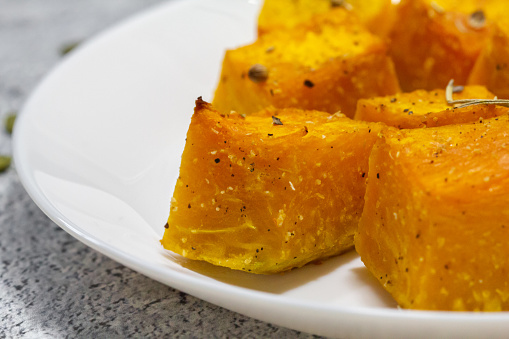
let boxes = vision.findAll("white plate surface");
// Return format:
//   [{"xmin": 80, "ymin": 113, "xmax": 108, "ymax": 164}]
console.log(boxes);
[{"xmin": 13, "ymin": 0, "xmax": 509, "ymax": 337}]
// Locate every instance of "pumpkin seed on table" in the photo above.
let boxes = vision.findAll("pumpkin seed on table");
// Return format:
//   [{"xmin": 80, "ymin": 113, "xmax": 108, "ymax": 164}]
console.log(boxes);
[
  {"xmin": 5, "ymin": 112, "xmax": 16, "ymax": 134},
  {"xmin": 59, "ymin": 41, "xmax": 81, "ymax": 56},
  {"xmin": 0, "ymin": 156, "xmax": 11, "ymax": 172}
]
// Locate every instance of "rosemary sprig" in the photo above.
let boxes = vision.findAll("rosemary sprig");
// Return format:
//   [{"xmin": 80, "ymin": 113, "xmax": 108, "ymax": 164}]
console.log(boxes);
[{"xmin": 446, "ymin": 79, "xmax": 509, "ymax": 108}]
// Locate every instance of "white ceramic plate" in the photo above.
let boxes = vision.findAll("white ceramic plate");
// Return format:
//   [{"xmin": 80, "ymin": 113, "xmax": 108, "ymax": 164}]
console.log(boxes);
[{"xmin": 13, "ymin": 0, "xmax": 509, "ymax": 337}]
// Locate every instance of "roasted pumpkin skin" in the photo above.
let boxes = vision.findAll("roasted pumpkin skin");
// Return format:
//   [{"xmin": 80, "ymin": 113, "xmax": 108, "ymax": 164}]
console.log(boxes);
[
  {"xmin": 389, "ymin": 0, "xmax": 490, "ymax": 91},
  {"xmin": 161, "ymin": 99, "xmax": 384, "ymax": 274},
  {"xmin": 469, "ymin": 20, "xmax": 509, "ymax": 99},
  {"xmin": 213, "ymin": 9, "xmax": 400, "ymax": 118},
  {"xmin": 257, "ymin": 0, "xmax": 395, "ymax": 37},
  {"xmin": 354, "ymin": 86, "xmax": 507, "ymax": 129},
  {"xmin": 356, "ymin": 115, "xmax": 509, "ymax": 311}
]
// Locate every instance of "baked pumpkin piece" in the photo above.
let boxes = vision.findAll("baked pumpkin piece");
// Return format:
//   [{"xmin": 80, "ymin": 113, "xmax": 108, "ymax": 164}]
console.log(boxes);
[
  {"xmin": 257, "ymin": 0, "xmax": 395, "ymax": 37},
  {"xmin": 389, "ymin": 0, "xmax": 492, "ymax": 91},
  {"xmin": 469, "ymin": 19, "xmax": 509, "ymax": 99},
  {"xmin": 213, "ymin": 9, "xmax": 400, "ymax": 118},
  {"xmin": 356, "ymin": 114, "xmax": 509, "ymax": 311},
  {"xmin": 354, "ymin": 85, "xmax": 507, "ymax": 128},
  {"xmin": 161, "ymin": 98, "xmax": 384, "ymax": 274}
]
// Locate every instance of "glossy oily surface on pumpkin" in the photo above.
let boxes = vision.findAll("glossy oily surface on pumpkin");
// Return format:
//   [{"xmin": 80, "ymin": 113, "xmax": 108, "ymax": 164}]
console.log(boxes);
[
  {"xmin": 356, "ymin": 115, "xmax": 509, "ymax": 311},
  {"xmin": 161, "ymin": 99, "xmax": 384, "ymax": 274},
  {"xmin": 354, "ymin": 86, "xmax": 508, "ymax": 128},
  {"xmin": 213, "ymin": 9, "xmax": 400, "ymax": 118}
]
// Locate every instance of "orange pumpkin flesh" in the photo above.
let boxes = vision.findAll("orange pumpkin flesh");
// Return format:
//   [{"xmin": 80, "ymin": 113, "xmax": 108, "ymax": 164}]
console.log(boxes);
[
  {"xmin": 213, "ymin": 9, "xmax": 400, "ymax": 118},
  {"xmin": 354, "ymin": 86, "xmax": 508, "ymax": 128},
  {"xmin": 257, "ymin": 0, "xmax": 395, "ymax": 38},
  {"xmin": 161, "ymin": 98, "xmax": 384, "ymax": 274},
  {"xmin": 356, "ymin": 114, "xmax": 509, "ymax": 311},
  {"xmin": 389, "ymin": 0, "xmax": 490, "ymax": 91},
  {"xmin": 469, "ymin": 20, "xmax": 509, "ymax": 99}
]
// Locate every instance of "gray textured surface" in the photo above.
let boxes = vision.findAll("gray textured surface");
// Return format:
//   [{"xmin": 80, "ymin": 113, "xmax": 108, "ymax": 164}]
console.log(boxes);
[{"xmin": 0, "ymin": 1, "xmax": 322, "ymax": 337}]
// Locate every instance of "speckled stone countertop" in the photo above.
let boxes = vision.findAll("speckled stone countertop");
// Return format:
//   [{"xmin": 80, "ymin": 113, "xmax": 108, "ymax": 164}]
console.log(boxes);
[{"xmin": 0, "ymin": 1, "xmax": 321, "ymax": 337}]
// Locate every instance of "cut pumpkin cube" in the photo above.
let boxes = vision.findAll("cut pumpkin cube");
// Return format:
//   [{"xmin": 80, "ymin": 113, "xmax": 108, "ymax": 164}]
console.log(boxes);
[
  {"xmin": 468, "ymin": 19, "xmax": 509, "ymax": 99},
  {"xmin": 213, "ymin": 9, "xmax": 400, "ymax": 118},
  {"xmin": 356, "ymin": 115, "xmax": 509, "ymax": 310},
  {"xmin": 161, "ymin": 98, "xmax": 385, "ymax": 274},
  {"xmin": 389, "ymin": 0, "xmax": 491, "ymax": 91},
  {"xmin": 354, "ymin": 85, "xmax": 507, "ymax": 129},
  {"xmin": 257, "ymin": 0, "xmax": 395, "ymax": 37}
]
